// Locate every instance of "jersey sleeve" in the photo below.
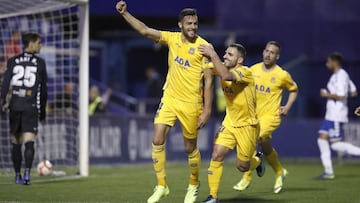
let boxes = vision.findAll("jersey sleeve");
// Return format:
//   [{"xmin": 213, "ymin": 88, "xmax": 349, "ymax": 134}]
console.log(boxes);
[
  {"xmin": 282, "ymin": 71, "xmax": 298, "ymax": 92},
  {"xmin": 335, "ymin": 72, "xmax": 349, "ymax": 97},
  {"xmin": 39, "ymin": 59, "xmax": 48, "ymax": 120},
  {"xmin": 349, "ymin": 79, "xmax": 357, "ymax": 93},
  {"xmin": 230, "ymin": 67, "xmax": 253, "ymax": 84},
  {"xmin": 158, "ymin": 31, "xmax": 174, "ymax": 45}
]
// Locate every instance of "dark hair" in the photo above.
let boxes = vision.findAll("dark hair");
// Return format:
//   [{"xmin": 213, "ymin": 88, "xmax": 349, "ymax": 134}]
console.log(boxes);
[
  {"xmin": 266, "ymin": 41, "xmax": 281, "ymax": 54},
  {"xmin": 328, "ymin": 52, "xmax": 343, "ymax": 65},
  {"xmin": 22, "ymin": 32, "xmax": 41, "ymax": 49},
  {"xmin": 229, "ymin": 43, "xmax": 246, "ymax": 57},
  {"xmin": 178, "ymin": 8, "xmax": 197, "ymax": 21}
]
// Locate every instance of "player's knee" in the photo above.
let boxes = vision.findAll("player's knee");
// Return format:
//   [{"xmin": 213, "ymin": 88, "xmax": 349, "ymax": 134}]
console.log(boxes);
[
  {"xmin": 185, "ymin": 145, "xmax": 196, "ymax": 154},
  {"xmin": 260, "ymin": 139, "xmax": 273, "ymax": 155},
  {"xmin": 211, "ymin": 151, "xmax": 225, "ymax": 162},
  {"xmin": 236, "ymin": 160, "xmax": 250, "ymax": 172},
  {"xmin": 319, "ymin": 133, "xmax": 329, "ymax": 140},
  {"xmin": 152, "ymin": 132, "xmax": 166, "ymax": 145},
  {"xmin": 152, "ymin": 138, "xmax": 164, "ymax": 146}
]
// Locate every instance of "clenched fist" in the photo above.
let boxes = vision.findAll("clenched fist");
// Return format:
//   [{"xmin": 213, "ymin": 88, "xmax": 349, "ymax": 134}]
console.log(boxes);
[{"xmin": 116, "ymin": 1, "xmax": 127, "ymax": 14}]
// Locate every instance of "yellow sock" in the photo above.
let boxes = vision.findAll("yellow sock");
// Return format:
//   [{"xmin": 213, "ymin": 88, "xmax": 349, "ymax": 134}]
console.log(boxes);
[
  {"xmin": 242, "ymin": 170, "xmax": 253, "ymax": 181},
  {"xmin": 266, "ymin": 149, "xmax": 283, "ymax": 177},
  {"xmin": 208, "ymin": 160, "xmax": 223, "ymax": 198},
  {"xmin": 249, "ymin": 155, "xmax": 260, "ymax": 171},
  {"xmin": 152, "ymin": 143, "xmax": 166, "ymax": 186},
  {"xmin": 242, "ymin": 151, "xmax": 257, "ymax": 181},
  {"xmin": 188, "ymin": 148, "xmax": 201, "ymax": 185}
]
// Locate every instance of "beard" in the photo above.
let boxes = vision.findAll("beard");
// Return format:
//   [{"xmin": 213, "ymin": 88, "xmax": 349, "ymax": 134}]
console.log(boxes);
[{"xmin": 182, "ymin": 29, "xmax": 197, "ymax": 41}]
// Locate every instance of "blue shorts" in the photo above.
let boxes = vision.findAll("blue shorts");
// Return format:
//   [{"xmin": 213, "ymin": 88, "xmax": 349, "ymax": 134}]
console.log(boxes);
[{"xmin": 318, "ymin": 120, "xmax": 344, "ymax": 142}]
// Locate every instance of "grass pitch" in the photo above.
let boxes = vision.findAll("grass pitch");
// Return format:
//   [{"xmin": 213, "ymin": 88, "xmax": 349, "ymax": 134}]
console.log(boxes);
[{"xmin": 0, "ymin": 161, "xmax": 359, "ymax": 203}]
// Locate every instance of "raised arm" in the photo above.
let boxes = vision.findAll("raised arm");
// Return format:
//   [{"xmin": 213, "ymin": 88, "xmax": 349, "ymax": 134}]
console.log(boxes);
[
  {"xmin": 198, "ymin": 44, "xmax": 234, "ymax": 81},
  {"xmin": 116, "ymin": 1, "xmax": 161, "ymax": 42}
]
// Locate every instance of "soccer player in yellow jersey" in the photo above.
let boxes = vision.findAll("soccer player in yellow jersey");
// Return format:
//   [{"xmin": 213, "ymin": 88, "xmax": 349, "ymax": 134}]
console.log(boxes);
[
  {"xmin": 116, "ymin": 1, "xmax": 213, "ymax": 203},
  {"xmin": 198, "ymin": 43, "xmax": 265, "ymax": 203},
  {"xmin": 233, "ymin": 41, "xmax": 298, "ymax": 194}
]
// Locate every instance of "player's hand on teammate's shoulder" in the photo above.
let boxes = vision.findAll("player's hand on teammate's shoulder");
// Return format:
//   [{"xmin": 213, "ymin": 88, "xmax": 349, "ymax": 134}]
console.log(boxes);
[
  {"xmin": 355, "ymin": 106, "xmax": 360, "ymax": 117},
  {"xmin": 198, "ymin": 44, "xmax": 215, "ymax": 58},
  {"xmin": 279, "ymin": 106, "xmax": 289, "ymax": 116},
  {"xmin": 116, "ymin": 1, "xmax": 127, "ymax": 15}
]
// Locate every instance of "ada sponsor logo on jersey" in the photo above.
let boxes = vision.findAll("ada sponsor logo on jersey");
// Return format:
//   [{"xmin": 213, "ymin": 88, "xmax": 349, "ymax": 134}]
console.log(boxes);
[
  {"xmin": 174, "ymin": 56, "xmax": 190, "ymax": 67},
  {"xmin": 255, "ymin": 84, "xmax": 271, "ymax": 93}
]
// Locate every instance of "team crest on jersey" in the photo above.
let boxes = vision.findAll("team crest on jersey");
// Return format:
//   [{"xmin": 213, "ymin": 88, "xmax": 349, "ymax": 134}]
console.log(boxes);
[
  {"xmin": 271, "ymin": 77, "xmax": 276, "ymax": 83},
  {"xmin": 188, "ymin": 47, "xmax": 195, "ymax": 54}
]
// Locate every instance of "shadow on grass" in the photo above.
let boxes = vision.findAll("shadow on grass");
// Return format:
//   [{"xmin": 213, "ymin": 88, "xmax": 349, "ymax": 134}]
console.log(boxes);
[
  {"xmin": 335, "ymin": 174, "xmax": 360, "ymax": 179},
  {"xmin": 285, "ymin": 187, "xmax": 327, "ymax": 192},
  {"xmin": 220, "ymin": 197, "xmax": 289, "ymax": 203}
]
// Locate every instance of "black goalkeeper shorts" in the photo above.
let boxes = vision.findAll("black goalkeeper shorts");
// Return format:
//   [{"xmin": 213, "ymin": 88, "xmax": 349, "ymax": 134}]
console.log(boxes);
[{"xmin": 9, "ymin": 108, "xmax": 38, "ymax": 135}]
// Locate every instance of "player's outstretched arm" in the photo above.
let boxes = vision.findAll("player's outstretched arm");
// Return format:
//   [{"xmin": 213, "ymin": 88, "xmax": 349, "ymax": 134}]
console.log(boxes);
[
  {"xmin": 116, "ymin": 1, "xmax": 161, "ymax": 42},
  {"xmin": 198, "ymin": 44, "xmax": 234, "ymax": 81},
  {"xmin": 355, "ymin": 106, "xmax": 360, "ymax": 116}
]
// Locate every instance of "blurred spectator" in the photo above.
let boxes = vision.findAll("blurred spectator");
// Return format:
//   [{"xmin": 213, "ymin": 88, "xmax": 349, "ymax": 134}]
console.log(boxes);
[
  {"xmin": 51, "ymin": 82, "xmax": 75, "ymax": 114},
  {"xmin": 145, "ymin": 67, "xmax": 163, "ymax": 112},
  {"xmin": 5, "ymin": 31, "xmax": 21, "ymax": 61},
  {"xmin": 145, "ymin": 67, "xmax": 163, "ymax": 99},
  {"xmin": 89, "ymin": 85, "xmax": 112, "ymax": 116}
]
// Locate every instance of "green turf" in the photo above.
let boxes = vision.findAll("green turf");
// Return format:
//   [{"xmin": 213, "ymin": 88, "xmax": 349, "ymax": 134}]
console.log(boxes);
[{"xmin": 0, "ymin": 161, "xmax": 359, "ymax": 203}]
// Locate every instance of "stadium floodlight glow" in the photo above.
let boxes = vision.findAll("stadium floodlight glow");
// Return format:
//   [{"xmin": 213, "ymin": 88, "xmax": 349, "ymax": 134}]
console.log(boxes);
[{"xmin": 0, "ymin": 0, "xmax": 89, "ymax": 177}]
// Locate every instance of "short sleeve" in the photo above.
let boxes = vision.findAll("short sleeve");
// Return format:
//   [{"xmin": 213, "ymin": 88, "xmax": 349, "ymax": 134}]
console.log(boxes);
[
  {"xmin": 282, "ymin": 71, "xmax": 298, "ymax": 91},
  {"xmin": 336, "ymin": 72, "xmax": 349, "ymax": 97},
  {"xmin": 230, "ymin": 67, "xmax": 253, "ymax": 84},
  {"xmin": 349, "ymin": 79, "xmax": 357, "ymax": 93},
  {"xmin": 158, "ymin": 31, "xmax": 173, "ymax": 45}
]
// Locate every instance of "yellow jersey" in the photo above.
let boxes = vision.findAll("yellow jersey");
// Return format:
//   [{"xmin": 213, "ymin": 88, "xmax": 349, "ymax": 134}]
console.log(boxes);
[
  {"xmin": 251, "ymin": 62, "xmax": 298, "ymax": 121},
  {"xmin": 159, "ymin": 31, "xmax": 212, "ymax": 103},
  {"xmin": 220, "ymin": 66, "xmax": 258, "ymax": 127}
]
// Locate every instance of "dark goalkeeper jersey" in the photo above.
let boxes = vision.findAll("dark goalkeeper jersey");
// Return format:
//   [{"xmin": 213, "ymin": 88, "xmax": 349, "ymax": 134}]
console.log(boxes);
[{"xmin": 1, "ymin": 52, "xmax": 47, "ymax": 116}]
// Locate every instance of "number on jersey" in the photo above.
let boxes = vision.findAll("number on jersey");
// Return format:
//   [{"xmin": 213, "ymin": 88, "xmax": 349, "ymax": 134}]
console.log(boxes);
[{"xmin": 12, "ymin": 65, "xmax": 37, "ymax": 88}]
